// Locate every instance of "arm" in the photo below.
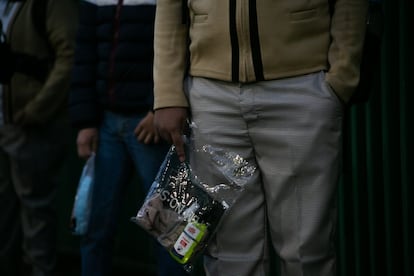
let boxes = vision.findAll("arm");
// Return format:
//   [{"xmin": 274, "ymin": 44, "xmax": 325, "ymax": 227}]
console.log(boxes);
[
  {"xmin": 16, "ymin": 0, "xmax": 79, "ymax": 125},
  {"xmin": 325, "ymin": 0, "xmax": 369, "ymax": 103},
  {"xmin": 153, "ymin": 0, "xmax": 191, "ymax": 161}
]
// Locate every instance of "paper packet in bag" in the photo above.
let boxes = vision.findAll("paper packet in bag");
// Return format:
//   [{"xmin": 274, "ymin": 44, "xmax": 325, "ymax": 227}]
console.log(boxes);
[{"xmin": 131, "ymin": 138, "xmax": 255, "ymax": 272}]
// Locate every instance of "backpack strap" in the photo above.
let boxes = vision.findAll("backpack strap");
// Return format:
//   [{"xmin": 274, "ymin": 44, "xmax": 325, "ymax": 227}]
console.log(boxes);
[
  {"xmin": 15, "ymin": 0, "xmax": 52, "ymax": 82},
  {"xmin": 0, "ymin": 19, "xmax": 6, "ymax": 42}
]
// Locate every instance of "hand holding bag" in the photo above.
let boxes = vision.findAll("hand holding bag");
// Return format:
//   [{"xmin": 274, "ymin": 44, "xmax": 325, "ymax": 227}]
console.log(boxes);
[{"xmin": 131, "ymin": 123, "xmax": 256, "ymax": 272}]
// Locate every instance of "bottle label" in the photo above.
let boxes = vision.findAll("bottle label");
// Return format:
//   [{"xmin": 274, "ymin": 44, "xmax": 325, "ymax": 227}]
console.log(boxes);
[
  {"xmin": 173, "ymin": 231, "xmax": 195, "ymax": 257},
  {"xmin": 170, "ymin": 222, "xmax": 207, "ymax": 263}
]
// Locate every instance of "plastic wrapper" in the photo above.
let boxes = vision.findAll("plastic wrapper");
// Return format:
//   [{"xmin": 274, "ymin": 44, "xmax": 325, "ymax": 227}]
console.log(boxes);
[
  {"xmin": 131, "ymin": 135, "xmax": 256, "ymax": 271},
  {"xmin": 70, "ymin": 153, "xmax": 95, "ymax": 235}
]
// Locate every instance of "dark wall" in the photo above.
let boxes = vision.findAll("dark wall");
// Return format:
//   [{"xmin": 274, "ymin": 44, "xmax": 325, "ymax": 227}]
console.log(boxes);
[{"xmin": 337, "ymin": 0, "xmax": 413, "ymax": 275}]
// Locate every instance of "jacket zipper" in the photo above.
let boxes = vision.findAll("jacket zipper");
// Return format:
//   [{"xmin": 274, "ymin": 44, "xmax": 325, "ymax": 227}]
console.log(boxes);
[
  {"xmin": 108, "ymin": 0, "xmax": 124, "ymax": 105},
  {"xmin": 229, "ymin": 0, "xmax": 263, "ymax": 82},
  {"xmin": 229, "ymin": 0, "xmax": 239, "ymax": 82},
  {"xmin": 248, "ymin": 0, "xmax": 264, "ymax": 81},
  {"xmin": 238, "ymin": 0, "xmax": 249, "ymax": 82}
]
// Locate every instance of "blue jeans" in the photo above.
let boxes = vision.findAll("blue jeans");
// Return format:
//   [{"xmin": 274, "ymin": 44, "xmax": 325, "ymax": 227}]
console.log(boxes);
[{"xmin": 80, "ymin": 111, "xmax": 187, "ymax": 276}]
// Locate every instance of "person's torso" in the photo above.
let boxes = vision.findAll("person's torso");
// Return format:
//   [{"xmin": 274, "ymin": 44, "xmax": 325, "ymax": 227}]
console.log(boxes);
[
  {"xmin": 186, "ymin": 0, "xmax": 332, "ymax": 83},
  {"xmin": 80, "ymin": 0, "xmax": 157, "ymax": 112},
  {"xmin": 3, "ymin": 0, "xmax": 77, "ymax": 126},
  {"xmin": 69, "ymin": 0, "xmax": 158, "ymax": 128}
]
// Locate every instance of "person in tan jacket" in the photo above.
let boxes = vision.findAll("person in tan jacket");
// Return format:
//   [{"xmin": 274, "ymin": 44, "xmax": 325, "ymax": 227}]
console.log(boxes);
[
  {"xmin": 153, "ymin": 0, "xmax": 368, "ymax": 275},
  {"xmin": 0, "ymin": 0, "xmax": 78, "ymax": 275}
]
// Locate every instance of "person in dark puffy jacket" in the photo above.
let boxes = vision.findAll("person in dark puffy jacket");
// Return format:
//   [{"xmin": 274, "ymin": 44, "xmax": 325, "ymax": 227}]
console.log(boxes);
[{"xmin": 69, "ymin": 1, "xmax": 187, "ymax": 275}]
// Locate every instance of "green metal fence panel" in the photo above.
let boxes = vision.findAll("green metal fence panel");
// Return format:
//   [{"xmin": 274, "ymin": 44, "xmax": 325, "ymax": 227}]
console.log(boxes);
[{"xmin": 338, "ymin": 1, "xmax": 413, "ymax": 276}]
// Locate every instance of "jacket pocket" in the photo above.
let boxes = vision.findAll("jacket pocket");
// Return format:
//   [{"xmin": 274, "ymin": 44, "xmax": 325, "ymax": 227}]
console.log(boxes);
[{"xmin": 290, "ymin": 8, "xmax": 319, "ymax": 21}]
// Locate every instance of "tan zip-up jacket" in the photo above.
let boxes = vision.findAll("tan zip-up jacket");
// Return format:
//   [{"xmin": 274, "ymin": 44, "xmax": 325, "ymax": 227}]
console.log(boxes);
[
  {"xmin": 154, "ymin": 0, "xmax": 368, "ymax": 109},
  {"xmin": 2, "ymin": 0, "xmax": 78, "ymax": 125}
]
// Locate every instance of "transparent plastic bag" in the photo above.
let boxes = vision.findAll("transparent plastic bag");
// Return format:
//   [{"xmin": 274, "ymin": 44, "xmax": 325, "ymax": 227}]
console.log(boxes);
[
  {"xmin": 131, "ymin": 129, "xmax": 256, "ymax": 271},
  {"xmin": 70, "ymin": 153, "xmax": 95, "ymax": 235}
]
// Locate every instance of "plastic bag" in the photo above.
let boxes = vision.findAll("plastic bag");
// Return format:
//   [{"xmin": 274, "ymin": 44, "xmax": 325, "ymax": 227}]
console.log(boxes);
[
  {"xmin": 70, "ymin": 153, "xmax": 95, "ymax": 235},
  {"xmin": 131, "ymin": 132, "xmax": 256, "ymax": 271}
]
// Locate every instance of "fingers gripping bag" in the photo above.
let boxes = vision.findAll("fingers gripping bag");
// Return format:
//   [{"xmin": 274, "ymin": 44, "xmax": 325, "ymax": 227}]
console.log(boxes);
[{"xmin": 131, "ymin": 124, "xmax": 256, "ymax": 272}]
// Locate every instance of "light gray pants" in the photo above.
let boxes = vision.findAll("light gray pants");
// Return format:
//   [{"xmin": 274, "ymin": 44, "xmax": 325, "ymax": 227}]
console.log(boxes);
[{"xmin": 187, "ymin": 71, "xmax": 344, "ymax": 276}]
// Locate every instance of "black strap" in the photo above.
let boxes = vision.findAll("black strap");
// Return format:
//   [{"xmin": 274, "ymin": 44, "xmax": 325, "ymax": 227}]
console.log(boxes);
[
  {"xmin": 0, "ymin": 19, "xmax": 14, "ymax": 83},
  {"xmin": 0, "ymin": 19, "xmax": 5, "ymax": 42},
  {"xmin": 14, "ymin": 53, "xmax": 51, "ymax": 82},
  {"xmin": 0, "ymin": 0, "xmax": 52, "ymax": 83}
]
